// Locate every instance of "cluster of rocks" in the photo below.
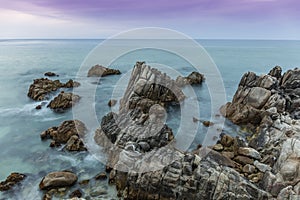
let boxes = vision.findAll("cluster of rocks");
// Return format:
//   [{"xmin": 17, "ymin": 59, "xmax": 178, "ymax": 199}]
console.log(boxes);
[
  {"xmin": 40, "ymin": 120, "xmax": 87, "ymax": 151},
  {"xmin": 93, "ymin": 62, "xmax": 272, "ymax": 199},
  {"xmin": 0, "ymin": 173, "xmax": 26, "ymax": 191},
  {"xmin": 28, "ymin": 78, "xmax": 80, "ymax": 101},
  {"xmin": 87, "ymin": 65, "xmax": 121, "ymax": 77},
  {"xmin": 210, "ymin": 133, "xmax": 271, "ymax": 183},
  {"xmin": 221, "ymin": 66, "xmax": 300, "ymax": 199},
  {"xmin": 175, "ymin": 71, "xmax": 205, "ymax": 87}
]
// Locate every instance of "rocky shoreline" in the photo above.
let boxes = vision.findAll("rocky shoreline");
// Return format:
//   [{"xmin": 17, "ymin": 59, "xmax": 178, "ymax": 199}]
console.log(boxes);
[{"xmin": 1, "ymin": 64, "xmax": 299, "ymax": 199}]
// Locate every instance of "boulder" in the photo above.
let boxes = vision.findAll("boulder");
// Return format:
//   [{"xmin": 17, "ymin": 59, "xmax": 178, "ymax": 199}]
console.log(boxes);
[
  {"xmin": 238, "ymin": 147, "xmax": 261, "ymax": 160},
  {"xmin": 108, "ymin": 99, "xmax": 117, "ymax": 107},
  {"xmin": 39, "ymin": 171, "xmax": 77, "ymax": 190},
  {"xmin": 0, "ymin": 173, "xmax": 26, "ymax": 191},
  {"xmin": 47, "ymin": 92, "xmax": 80, "ymax": 111},
  {"xmin": 87, "ymin": 65, "xmax": 121, "ymax": 77}
]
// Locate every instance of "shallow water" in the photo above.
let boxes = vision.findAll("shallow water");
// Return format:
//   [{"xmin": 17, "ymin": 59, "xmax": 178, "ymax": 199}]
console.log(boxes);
[{"xmin": 1, "ymin": 39, "xmax": 300, "ymax": 199}]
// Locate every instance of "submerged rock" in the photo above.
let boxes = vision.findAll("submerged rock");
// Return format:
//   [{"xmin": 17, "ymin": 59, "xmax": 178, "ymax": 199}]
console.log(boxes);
[
  {"xmin": 0, "ymin": 172, "xmax": 26, "ymax": 191},
  {"xmin": 87, "ymin": 65, "xmax": 121, "ymax": 77},
  {"xmin": 39, "ymin": 171, "xmax": 77, "ymax": 190},
  {"xmin": 47, "ymin": 92, "xmax": 80, "ymax": 112}
]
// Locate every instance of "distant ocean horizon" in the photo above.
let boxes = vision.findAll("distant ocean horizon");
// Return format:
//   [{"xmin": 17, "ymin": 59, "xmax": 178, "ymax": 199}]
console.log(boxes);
[{"xmin": 1, "ymin": 38, "xmax": 300, "ymax": 199}]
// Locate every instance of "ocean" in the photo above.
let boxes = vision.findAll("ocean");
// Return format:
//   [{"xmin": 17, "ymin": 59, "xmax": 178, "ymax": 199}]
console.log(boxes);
[{"xmin": 1, "ymin": 39, "xmax": 300, "ymax": 199}]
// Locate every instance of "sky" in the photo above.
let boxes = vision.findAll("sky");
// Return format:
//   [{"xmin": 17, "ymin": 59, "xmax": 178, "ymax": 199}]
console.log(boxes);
[{"xmin": 0, "ymin": 0, "xmax": 299, "ymax": 39}]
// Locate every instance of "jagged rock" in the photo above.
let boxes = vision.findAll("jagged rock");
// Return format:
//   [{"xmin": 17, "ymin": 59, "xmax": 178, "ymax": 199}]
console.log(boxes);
[
  {"xmin": 39, "ymin": 171, "xmax": 77, "ymax": 190},
  {"xmin": 234, "ymin": 155, "xmax": 254, "ymax": 165},
  {"xmin": 94, "ymin": 172, "xmax": 107, "ymax": 180},
  {"xmin": 175, "ymin": 71, "xmax": 204, "ymax": 87},
  {"xmin": 212, "ymin": 143, "xmax": 223, "ymax": 151},
  {"xmin": 0, "ymin": 173, "xmax": 26, "ymax": 191},
  {"xmin": 87, "ymin": 65, "xmax": 121, "ymax": 77},
  {"xmin": 221, "ymin": 66, "xmax": 300, "ymax": 199},
  {"xmin": 44, "ymin": 72, "xmax": 58, "ymax": 77},
  {"xmin": 65, "ymin": 135, "xmax": 86, "ymax": 151},
  {"xmin": 27, "ymin": 78, "xmax": 80, "ymax": 101},
  {"xmin": 202, "ymin": 120, "xmax": 214, "ymax": 127},
  {"xmin": 40, "ymin": 120, "xmax": 86, "ymax": 151},
  {"xmin": 93, "ymin": 62, "xmax": 271, "ymax": 199},
  {"xmin": 47, "ymin": 92, "xmax": 80, "ymax": 111}
]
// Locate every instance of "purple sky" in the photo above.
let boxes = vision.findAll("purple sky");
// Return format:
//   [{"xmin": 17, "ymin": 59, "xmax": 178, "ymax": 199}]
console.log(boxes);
[{"xmin": 0, "ymin": 0, "xmax": 300, "ymax": 39}]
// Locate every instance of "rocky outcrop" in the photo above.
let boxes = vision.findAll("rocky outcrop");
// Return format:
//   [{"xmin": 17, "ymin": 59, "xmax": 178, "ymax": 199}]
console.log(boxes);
[
  {"xmin": 0, "ymin": 173, "xmax": 26, "ymax": 191},
  {"xmin": 94, "ymin": 62, "xmax": 271, "ymax": 199},
  {"xmin": 175, "ymin": 71, "xmax": 205, "ymax": 87},
  {"xmin": 39, "ymin": 171, "xmax": 77, "ymax": 190},
  {"xmin": 87, "ymin": 65, "xmax": 121, "ymax": 77},
  {"xmin": 47, "ymin": 92, "xmax": 80, "ymax": 112},
  {"xmin": 27, "ymin": 78, "xmax": 80, "ymax": 101},
  {"xmin": 221, "ymin": 66, "xmax": 300, "ymax": 199},
  {"xmin": 220, "ymin": 66, "xmax": 300, "ymax": 125},
  {"xmin": 40, "ymin": 120, "xmax": 87, "ymax": 151}
]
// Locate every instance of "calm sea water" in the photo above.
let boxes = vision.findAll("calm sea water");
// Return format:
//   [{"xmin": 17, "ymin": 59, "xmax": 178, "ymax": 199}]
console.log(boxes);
[{"xmin": 1, "ymin": 39, "xmax": 300, "ymax": 199}]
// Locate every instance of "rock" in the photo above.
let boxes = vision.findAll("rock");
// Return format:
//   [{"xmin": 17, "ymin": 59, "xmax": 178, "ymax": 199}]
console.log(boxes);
[
  {"xmin": 175, "ymin": 71, "xmax": 204, "ymax": 87},
  {"xmin": 220, "ymin": 134, "xmax": 235, "ymax": 147},
  {"xmin": 94, "ymin": 172, "xmax": 107, "ymax": 180},
  {"xmin": 69, "ymin": 189, "xmax": 83, "ymax": 198},
  {"xmin": 268, "ymin": 66, "xmax": 282, "ymax": 79},
  {"xmin": 213, "ymin": 143, "xmax": 224, "ymax": 151},
  {"xmin": 238, "ymin": 147, "xmax": 261, "ymax": 160},
  {"xmin": 27, "ymin": 78, "xmax": 79, "ymax": 101},
  {"xmin": 40, "ymin": 120, "xmax": 87, "ymax": 151},
  {"xmin": 0, "ymin": 172, "xmax": 26, "ymax": 191},
  {"xmin": 202, "ymin": 120, "xmax": 214, "ymax": 127},
  {"xmin": 65, "ymin": 135, "xmax": 86, "ymax": 151},
  {"xmin": 39, "ymin": 171, "xmax": 78, "ymax": 190},
  {"xmin": 108, "ymin": 99, "xmax": 117, "ymax": 107},
  {"xmin": 64, "ymin": 79, "xmax": 80, "ymax": 88},
  {"xmin": 254, "ymin": 160, "xmax": 271, "ymax": 173},
  {"xmin": 242, "ymin": 164, "xmax": 256, "ymax": 174},
  {"xmin": 44, "ymin": 72, "xmax": 58, "ymax": 77},
  {"xmin": 234, "ymin": 156, "xmax": 254, "ymax": 165},
  {"xmin": 221, "ymin": 151, "xmax": 235, "ymax": 159},
  {"xmin": 36, "ymin": 105, "xmax": 42, "ymax": 110},
  {"xmin": 47, "ymin": 92, "xmax": 80, "ymax": 111},
  {"xmin": 87, "ymin": 65, "xmax": 121, "ymax": 77}
]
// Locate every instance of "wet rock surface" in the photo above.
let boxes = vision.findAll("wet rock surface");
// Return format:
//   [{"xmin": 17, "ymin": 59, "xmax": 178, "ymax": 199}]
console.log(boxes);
[
  {"xmin": 40, "ymin": 120, "xmax": 87, "ymax": 151},
  {"xmin": 27, "ymin": 78, "xmax": 80, "ymax": 101},
  {"xmin": 221, "ymin": 66, "xmax": 300, "ymax": 199},
  {"xmin": 87, "ymin": 65, "xmax": 121, "ymax": 77},
  {"xmin": 94, "ymin": 62, "xmax": 271, "ymax": 199},
  {"xmin": 0, "ymin": 173, "xmax": 26, "ymax": 191}
]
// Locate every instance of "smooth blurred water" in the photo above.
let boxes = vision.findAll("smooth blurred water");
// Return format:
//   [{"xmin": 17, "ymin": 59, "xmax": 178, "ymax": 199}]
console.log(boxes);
[{"xmin": 1, "ymin": 39, "xmax": 300, "ymax": 199}]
